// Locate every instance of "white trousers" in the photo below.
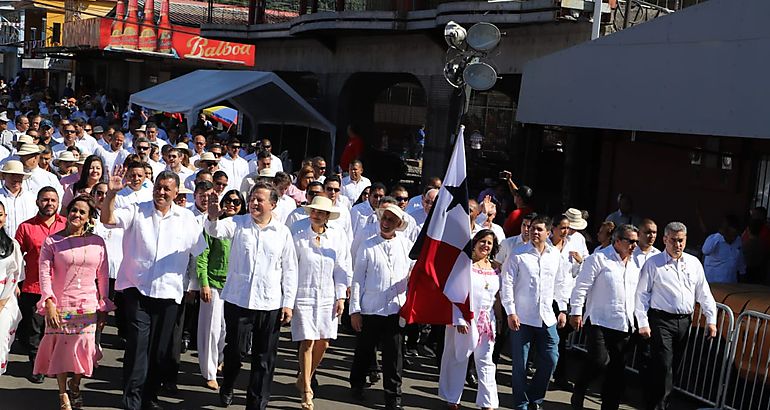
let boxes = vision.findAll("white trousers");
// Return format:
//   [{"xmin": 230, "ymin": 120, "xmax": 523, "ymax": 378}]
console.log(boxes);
[
  {"xmin": 439, "ymin": 325, "xmax": 499, "ymax": 409},
  {"xmin": 197, "ymin": 287, "xmax": 226, "ymax": 380}
]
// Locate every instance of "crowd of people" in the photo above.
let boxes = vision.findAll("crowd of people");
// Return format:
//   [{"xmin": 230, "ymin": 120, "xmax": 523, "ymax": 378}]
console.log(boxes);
[{"xmin": 0, "ymin": 87, "xmax": 748, "ymax": 410}]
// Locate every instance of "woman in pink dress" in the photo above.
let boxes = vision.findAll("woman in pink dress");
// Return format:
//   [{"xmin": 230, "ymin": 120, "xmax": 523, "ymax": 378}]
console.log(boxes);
[{"xmin": 34, "ymin": 194, "xmax": 114, "ymax": 410}]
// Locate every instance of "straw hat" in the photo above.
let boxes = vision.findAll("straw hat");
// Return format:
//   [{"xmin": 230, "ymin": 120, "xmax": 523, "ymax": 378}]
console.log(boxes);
[
  {"xmin": 302, "ymin": 196, "xmax": 340, "ymax": 221},
  {"xmin": 178, "ymin": 186, "xmax": 193, "ymax": 195},
  {"xmin": 194, "ymin": 152, "xmax": 220, "ymax": 168},
  {"xmin": 15, "ymin": 135, "xmax": 34, "ymax": 147},
  {"xmin": 174, "ymin": 142, "xmax": 191, "ymax": 156},
  {"xmin": 53, "ymin": 151, "xmax": 77, "ymax": 167},
  {"xmin": 134, "ymin": 124, "xmax": 147, "ymax": 132},
  {"xmin": 376, "ymin": 203, "xmax": 408, "ymax": 231},
  {"xmin": 0, "ymin": 111, "xmax": 9, "ymax": 123},
  {"xmin": 258, "ymin": 168, "xmax": 276, "ymax": 178},
  {"xmin": 564, "ymin": 208, "xmax": 587, "ymax": 231},
  {"xmin": 0, "ymin": 160, "xmax": 31, "ymax": 179},
  {"xmin": 16, "ymin": 143, "xmax": 42, "ymax": 156}
]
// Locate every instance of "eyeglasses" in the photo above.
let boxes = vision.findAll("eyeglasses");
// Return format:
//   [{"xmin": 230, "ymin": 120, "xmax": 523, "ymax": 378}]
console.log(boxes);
[
  {"xmin": 203, "ymin": 161, "xmax": 217, "ymax": 167},
  {"xmin": 395, "ymin": 196, "xmax": 409, "ymax": 202},
  {"xmin": 620, "ymin": 237, "xmax": 639, "ymax": 245},
  {"xmin": 325, "ymin": 187, "xmax": 340, "ymax": 193},
  {"xmin": 317, "ymin": 166, "xmax": 326, "ymax": 171},
  {"xmin": 211, "ymin": 152, "xmax": 222, "ymax": 157},
  {"xmin": 137, "ymin": 146, "xmax": 150, "ymax": 151},
  {"xmin": 308, "ymin": 190, "xmax": 321, "ymax": 197},
  {"xmin": 84, "ymin": 128, "xmax": 92, "ymax": 132},
  {"xmin": 223, "ymin": 197, "xmax": 241, "ymax": 206}
]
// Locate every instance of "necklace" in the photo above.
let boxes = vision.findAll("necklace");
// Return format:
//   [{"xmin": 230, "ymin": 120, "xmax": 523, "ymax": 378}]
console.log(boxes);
[
  {"xmin": 68, "ymin": 232, "xmax": 87, "ymax": 290},
  {"xmin": 473, "ymin": 259, "xmax": 493, "ymax": 289}
]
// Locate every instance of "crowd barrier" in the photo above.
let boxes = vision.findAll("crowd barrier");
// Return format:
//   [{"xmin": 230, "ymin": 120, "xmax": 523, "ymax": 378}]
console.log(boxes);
[{"xmin": 718, "ymin": 310, "xmax": 770, "ymax": 410}]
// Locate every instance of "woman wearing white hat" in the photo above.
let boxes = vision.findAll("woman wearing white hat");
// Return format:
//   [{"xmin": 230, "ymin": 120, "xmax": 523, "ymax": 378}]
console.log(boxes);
[{"xmin": 290, "ymin": 196, "xmax": 352, "ymax": 409}]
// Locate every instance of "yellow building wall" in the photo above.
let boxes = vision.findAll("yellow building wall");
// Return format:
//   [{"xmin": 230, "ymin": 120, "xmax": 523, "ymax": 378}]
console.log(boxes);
[{"xmin": 32, "ymin": 0, "xmax": 114, "ymax": 46}]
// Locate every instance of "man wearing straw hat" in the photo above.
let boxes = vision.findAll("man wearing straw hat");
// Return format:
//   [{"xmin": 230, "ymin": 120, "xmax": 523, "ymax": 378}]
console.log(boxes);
[
  {"xmin": 0, "ymin": 160, "xmax": 37, "ymax": 238},
  {"xmin": 51, "ymin": 151, "xmax": 77, "ymax": 178},
  {"xmin": 204, "ymin": 180, "xmax": 297, "ymax": 409},
  {"xmin": 18, "ymin": 143, "xmax": 62, "ymax": 200},
  {"xmin": 349, "ymin": 203, "xmax": 412, "ymax": 410},
  {"xmin": 186, "ymin": 151, "xmax": 221, "ymax": 191}
]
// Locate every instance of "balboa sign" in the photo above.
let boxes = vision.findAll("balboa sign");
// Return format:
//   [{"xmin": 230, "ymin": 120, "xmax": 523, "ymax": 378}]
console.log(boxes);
[{"xmin": 98, "ymin": 0, "xmax": 255, "ymax": 66}]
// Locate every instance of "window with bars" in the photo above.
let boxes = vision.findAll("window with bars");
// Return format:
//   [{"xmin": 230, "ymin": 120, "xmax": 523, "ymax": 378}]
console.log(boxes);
[{"xmin": 753, "ymin": 156, "xmax": 770, "ymax": 210}]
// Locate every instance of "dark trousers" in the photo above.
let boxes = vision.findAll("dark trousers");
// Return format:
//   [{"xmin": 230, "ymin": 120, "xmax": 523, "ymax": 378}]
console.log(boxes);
[
  {"xmin": 222, "ymin": 302, "xmax": 281, "ymax": 410},
  {"xmin": 163, "ymin": 299, "xmax": 187, "ymax": 387},
  {"xmin": 349, "ymin": 314, "xmax": 404, "ymax": 405},
  {"xmin": 109, "ymin": 278, "xmax": 127, "ymax": 338},
  {"xmin": 573, "ymin": 322, "xmax": 632, "ymax": 410},
  {"xmin": 646, "ymin": 309, "xmax": 691, "ymax": 410},
  {"xmin": 121, "ymin": 288, "xmax": 179, "ymax": 410},
  {"xmin": 17, "ymin": 292, "xmax": 44, "ymax": 362}
]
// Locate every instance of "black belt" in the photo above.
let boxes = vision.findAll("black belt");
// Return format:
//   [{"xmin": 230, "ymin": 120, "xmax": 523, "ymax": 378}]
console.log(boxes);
[{"xmin": 649, "ymin": 308, "xmax": 691, "ymax": 320}]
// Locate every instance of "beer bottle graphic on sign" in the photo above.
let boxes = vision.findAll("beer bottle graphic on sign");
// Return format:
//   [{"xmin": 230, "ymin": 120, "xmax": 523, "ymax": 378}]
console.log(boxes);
[
  {"xmin": 122, "ymin": 0, "xmax": 139, "ymax": 49},
  {"xmin": 138, "ymin": 0, "xmax": 157, "ymax": 51},
  {"xmin": 110, "ymin": 0, "xmax": 125, "ymax": 48},
  {"xmin": 157, "ymin": 0, "xmax": 172, "ymax": 54}
]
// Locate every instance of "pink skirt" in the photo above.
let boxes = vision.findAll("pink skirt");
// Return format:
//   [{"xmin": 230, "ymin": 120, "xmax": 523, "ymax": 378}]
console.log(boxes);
[{"xmin": 33, "ymin": 309, "xmax": 102, "ymax": 377}]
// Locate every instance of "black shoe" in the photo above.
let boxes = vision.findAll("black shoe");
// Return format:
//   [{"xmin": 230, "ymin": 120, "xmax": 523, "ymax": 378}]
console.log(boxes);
[
  {"xmin": 570, "ymin": 391, "xmax": 584, "ymax": 410},
  {"xmin": 219, "ymin": 389, "xmax": 233, "ymax": 407},
  {"xmin": 161, "ymin": 383, "xmax": 179, "ymax": 396},
  {"xmin": 28, "ymin": 373, "xmax": 45, "ymax": 384},
  {"xmin": 142, "ymin": 400, "xmax": 164, "ymax": 410},
  {"xmin": 351, "ymin": 386, "xmax": 365, "ymax": 401},
  {"xmin": 419, "ymin": 345, "xmax": 436, "ymax": 358},
  {"xmin": 181, "ymin": 337, "xmax": 190, "ymax": 354},
  {"xmin": 368, "ymin": 370, "xmax": 380, "ymax": 385},
  {"xmin": 404, "ymin": 347, "xmax": 419, "ymax": 357},
  {"xmin": 465, "ymin": 372, "xmax": 478, "ymax": 388},
  {"xmin": 552, "ymin": 377, "xmax": 572, "ymax": 391}
]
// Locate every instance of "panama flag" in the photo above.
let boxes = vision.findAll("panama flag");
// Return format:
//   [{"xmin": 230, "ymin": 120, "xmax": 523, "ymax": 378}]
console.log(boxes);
[{"xmin": 400, "ymin": 125, "xmax": 473, "ymax": 332}]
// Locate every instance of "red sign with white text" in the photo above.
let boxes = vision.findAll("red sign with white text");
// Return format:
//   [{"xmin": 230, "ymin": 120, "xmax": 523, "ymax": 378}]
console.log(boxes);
[{"xmin": 99, "ymin": 0, "xmax": 255, "ymax": 67}]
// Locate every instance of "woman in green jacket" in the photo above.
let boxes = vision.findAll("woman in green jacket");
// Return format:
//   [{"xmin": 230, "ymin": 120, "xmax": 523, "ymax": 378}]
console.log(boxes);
[{"xmin": 197, "ymin": 189, "xmax": 246, "ymax": 390}]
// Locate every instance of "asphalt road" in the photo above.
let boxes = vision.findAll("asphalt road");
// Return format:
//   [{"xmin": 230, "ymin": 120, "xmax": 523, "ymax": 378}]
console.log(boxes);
[{"xmin": 0, "ymin": 323, "xmax": 702, "ymax": 409}]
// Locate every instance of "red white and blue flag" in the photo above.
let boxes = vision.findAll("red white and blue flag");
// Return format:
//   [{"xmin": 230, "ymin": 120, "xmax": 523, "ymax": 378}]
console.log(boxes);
[{"xmin": 400, "ymin": 125, "xmax": 473, "ymax": 330}]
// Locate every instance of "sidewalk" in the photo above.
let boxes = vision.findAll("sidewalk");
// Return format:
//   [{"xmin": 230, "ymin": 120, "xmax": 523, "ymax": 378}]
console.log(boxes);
[{"xmin": 0, "ymin": 325, "xmax": 702, "ymax": 409}]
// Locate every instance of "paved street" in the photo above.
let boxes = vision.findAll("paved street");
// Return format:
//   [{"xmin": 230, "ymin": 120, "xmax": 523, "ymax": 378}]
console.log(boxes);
[{"xmin": 0, "ymin": 324, "xmax": 701, "ymax": 409}]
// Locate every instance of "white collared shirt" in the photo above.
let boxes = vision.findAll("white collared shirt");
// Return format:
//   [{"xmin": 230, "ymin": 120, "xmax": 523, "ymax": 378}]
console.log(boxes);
[
  {"xmin": 501, "ymin": 242, "xmax": 569, "ymax": 328},
  {"xmin": 93, "ymin": 220, "xmax": 124, "ymax": 280},
  {"xmin": 286, "ymin": 207, "xmax": 308, "ymax": 228},
  {"xmin": 95, "ymin": 145, "xmax": 129, "ymax": 174},
  {"xmin": 635, "ymin": 251, "xmax": 718, "ymax": 328},
  {"xmin": 76, "ymin": 133, "xmax": 98, "ymax": 155},
  {"xmin": 495, "ymin": 234, "xmax": 526, "ymax": 265},
  {"xmin": 291, "ymin": 219, "xmax": 352, "ymax": 301},
  {"xmin": 205, "ymin": 214, "xmax": 298, "ymax": 311},
  {"xmin": 702, "ymin": 233, "xmax": 746, "ymax": 283},
  {"xmin": 570, "ymin": 246, "xmax": 640, "ymax": 332},
  {"xmin": 272, "ymin": 194, "xmax": 296, "ymax": 225},
  {"xmin": 350, "ymin": 201, "xmax": 376, "ymax": 235},
  {"xmin": 632, "ymin": 246, "xmax": 661, "ymax": 270},
  {"xmin": 115, "ymin": 185, "xmax": 153, "ymax": 209},
  {"xmin": 218, "ymin": 154, "xmax": 249, "ymax": 192},
  {"xmin": 112, "ymin": 202, "xmax": 207, "ymax": 303},
  {"xmin": 24, "ymin": 166, "xmax": 63, "ymax": 200},
  {"xmin": 328, "ymin": 201, "xmax": 353, "ymax": 243},
  {"xmin": 350, "ymin": 233, "xmax": 413, "ymax": 316},
  {"xmin": 0, "ymin": 186, "xmax": 37, "ymax": 238},
  {"xmin": 340, "ymin": 175, "xmax": 371, "ymax": 205}
]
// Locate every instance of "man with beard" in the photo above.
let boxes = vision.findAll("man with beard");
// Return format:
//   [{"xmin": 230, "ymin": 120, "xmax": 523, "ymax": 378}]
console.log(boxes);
[{"xmin": 15, "ymin": 186, "xmax": 67, "ymax": 383}]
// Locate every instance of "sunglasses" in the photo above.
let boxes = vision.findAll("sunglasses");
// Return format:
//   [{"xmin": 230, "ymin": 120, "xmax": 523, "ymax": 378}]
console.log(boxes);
[
  {"xmin": 325, "ymin": 187, "xmax": 340, "ymax": 193},
  {"xmin": 211, "ymin": 152, "xmax": 222, "ymax": 157},
  {"xmin": 263, "ymin": 145, "xmax": 271, "ymax": 149},
  {"xmin": 84, "ymin": 128, "xmax": 92, "ymax": 132},
  {"xmin": 223, "ymin": 197, "xmax": 241, "ymax": 206},
  {"xmin": 317, "ymin": 166, "xmax": 326, "ymax": 170},
  {"xmin": 395, "ymin": 196, "xmax": 409, "ymax": 202},
  {"xmin": 65, "ymin": 130, "xmax": 76, "ymax": 134},
  {"xmin": 308, "ymin": 190, "xmax": 321, "ymax": 197},
  {"xmin": 620, "ymin": 237, "xmax": 639, "ymax": 245},
  {"xmin": 137, "ymin": 146, "xmax": 150, "ymax": 151},
  {"xmin": 203, "ymin": 161, "xmax": 217, "ymax": 167}
]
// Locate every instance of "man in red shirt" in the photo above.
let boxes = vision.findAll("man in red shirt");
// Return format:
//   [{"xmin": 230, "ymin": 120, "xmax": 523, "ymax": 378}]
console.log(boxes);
[
  {"xmin": 340, "ymin": 125, "xmax": 364, "ymax": 170},
  {"xmin": 500, "ymin": 171, "xmax": 535, "ymax": 237},
  {"xmin": 15, "ymin": 186, "xmax": 66, "ymax": 383}
]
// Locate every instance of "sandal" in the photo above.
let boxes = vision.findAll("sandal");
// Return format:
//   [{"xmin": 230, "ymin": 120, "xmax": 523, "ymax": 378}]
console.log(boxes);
[
  {"xmin": 67, "ymin": 379, "xmax": 83, "ymax": 408},
  {"xmin": 59, "ymin": 393, "xmax": 72, "ymax": 410},
  {"xmin": 300, "ymin": 389, "xmax": 314, "ymax": 409}
]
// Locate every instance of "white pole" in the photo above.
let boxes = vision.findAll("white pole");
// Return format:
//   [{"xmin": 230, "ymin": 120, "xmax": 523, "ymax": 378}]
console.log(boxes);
[{"xmin": 591, "ymin": 0, "xmax": 603, "ymax": 40}]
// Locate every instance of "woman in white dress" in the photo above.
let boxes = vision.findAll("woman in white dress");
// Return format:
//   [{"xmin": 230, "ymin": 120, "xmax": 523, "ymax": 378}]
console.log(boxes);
[
  {"xmin": 439, "ymin": 229, "xmax": 501, "ymax": 410},
  {"xmin": 290, "ymin": 196, "xmax": 353, "ymax": 409},
  {"xmin": 0, "ymin": 201, "xmax": 25, "ymax": 375}
]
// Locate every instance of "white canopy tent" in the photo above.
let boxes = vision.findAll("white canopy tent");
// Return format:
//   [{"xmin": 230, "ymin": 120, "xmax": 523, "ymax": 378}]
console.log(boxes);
[{"xmin": 129, "ymin": 69, "xmax": 336, "ymax": 160}]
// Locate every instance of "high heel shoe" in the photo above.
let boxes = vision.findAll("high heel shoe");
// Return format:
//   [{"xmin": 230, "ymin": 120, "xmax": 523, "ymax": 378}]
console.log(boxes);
[
  {"xmin": 67, "ymin": 379, "xmax": 83, "ymax": 408},
  {"xmin": 300, "ymin": 389, "xmax": 314, "ymax": 409},
  {"xmin": 59, "ymin": 393, "xmax": 72, "ymax": 410}
]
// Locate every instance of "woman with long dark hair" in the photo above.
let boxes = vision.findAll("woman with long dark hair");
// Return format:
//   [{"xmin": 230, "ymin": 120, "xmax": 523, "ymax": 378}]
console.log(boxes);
[
  {"xmin": 0, "ymin": 201, "xmax": 24, "ymax": 376},
  {"xmin": 197, "ymin": 189, "xmax": 245, "ymax": 390},
  {"xmin": 61, "ymin": 155, "xmax": 104, "ymax": 212},
  {"xmin": 439, "ymin": 229, "xmax": 501, "ymax": 410},
  {"xmin": 34, "ymin": 195, "xmax": 114, "ymax": 409}
]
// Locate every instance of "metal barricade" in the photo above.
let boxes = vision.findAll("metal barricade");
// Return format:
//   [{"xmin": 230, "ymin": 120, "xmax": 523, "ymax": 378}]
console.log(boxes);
[
  {"xmin": 719, "ymin": 310, "xmax": 770, "ymax": 410},
  {"xmin": 672, "ymin": 302, "xmax": 735, "ymax": 407}
]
